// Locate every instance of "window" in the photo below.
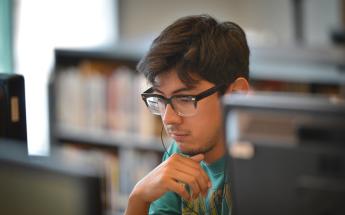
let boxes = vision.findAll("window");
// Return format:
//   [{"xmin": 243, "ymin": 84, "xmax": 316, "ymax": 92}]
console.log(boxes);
[{"xmin": 0, "ymin": 0, "xmax": 13, "ymax": 74}]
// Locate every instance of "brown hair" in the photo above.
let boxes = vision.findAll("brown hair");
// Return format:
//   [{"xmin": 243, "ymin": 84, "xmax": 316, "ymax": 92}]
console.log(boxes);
[{"xmin": 137, "ymin": 14, "xmax": 250, "ymax": 90}]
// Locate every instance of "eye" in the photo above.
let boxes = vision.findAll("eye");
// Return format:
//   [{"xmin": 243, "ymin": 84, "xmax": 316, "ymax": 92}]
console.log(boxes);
[{"xmin": 175, "ymin": 96, "xmax": 194, "ymax": 103}]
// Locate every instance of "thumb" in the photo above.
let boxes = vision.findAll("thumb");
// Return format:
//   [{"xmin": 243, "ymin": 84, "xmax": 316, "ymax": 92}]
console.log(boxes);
[{"xmin": 190, "ymin": 154, "xmax": 204, "ymax": 162}]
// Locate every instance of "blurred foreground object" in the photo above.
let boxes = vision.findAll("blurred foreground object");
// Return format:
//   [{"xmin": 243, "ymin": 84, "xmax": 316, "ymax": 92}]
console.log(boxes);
[
  {"xmin": 224, "ymin": 92, "xmax": 345, "ymax": 215},
  {"xmin": 0, "ymin": 139, "xmax": 105, "ymax": 215}
]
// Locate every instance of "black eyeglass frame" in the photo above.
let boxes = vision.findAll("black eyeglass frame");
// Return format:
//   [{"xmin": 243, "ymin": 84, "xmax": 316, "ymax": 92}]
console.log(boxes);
[{"xmin": 141, "ymin": 84, "xmax": 226, "ymax": 115}]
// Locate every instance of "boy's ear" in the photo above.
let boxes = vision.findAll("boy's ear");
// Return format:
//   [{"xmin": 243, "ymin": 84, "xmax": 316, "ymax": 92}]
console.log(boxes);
[{"xmin": 225, "ymin": 77, "xmax": 250, "ymax": 94}]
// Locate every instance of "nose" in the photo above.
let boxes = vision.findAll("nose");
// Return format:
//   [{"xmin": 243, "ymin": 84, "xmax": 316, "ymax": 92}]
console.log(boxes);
[{"xmin": 162, "ymin": 104, "xmax": 182, "ymax": 125}]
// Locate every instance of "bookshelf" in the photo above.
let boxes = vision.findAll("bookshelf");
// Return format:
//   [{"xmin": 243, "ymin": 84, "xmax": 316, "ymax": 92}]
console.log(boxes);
[
  {"xmin": 48, "ymin": 46, "xmax": 165, "ymax": 214},
  {"xmin": 48, "ymin": 45, "xmax": 345, "ymax": 214},
  {"xmin": 49, "ymin": 47, "xmax": 164, "ymax": 149}
]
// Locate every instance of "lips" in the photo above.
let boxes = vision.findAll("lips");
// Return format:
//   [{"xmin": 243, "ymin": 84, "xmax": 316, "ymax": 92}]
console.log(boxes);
[{"xmin": 169, "ymin": 132, "xmax": 190, "ymax": 142}]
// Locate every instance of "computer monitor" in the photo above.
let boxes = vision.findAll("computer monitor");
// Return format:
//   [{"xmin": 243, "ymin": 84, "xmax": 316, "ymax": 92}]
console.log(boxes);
[
  {"xmin": 0, "ymin": 139, "xmax": 104, "ymax": 215},
  {"xmin": 0, "ymin": 74, "xmax": 27, "ymax": 141},
  {"xmin": 223, "ymin": 93, "xmax": 345, "ymax": 215}
]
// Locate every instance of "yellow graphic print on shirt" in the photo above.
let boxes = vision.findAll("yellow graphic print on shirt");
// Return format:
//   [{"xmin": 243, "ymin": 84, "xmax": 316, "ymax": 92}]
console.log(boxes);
[{"xmin": 181, "ymin": 183, "xmax": 231, "ymax": 215}]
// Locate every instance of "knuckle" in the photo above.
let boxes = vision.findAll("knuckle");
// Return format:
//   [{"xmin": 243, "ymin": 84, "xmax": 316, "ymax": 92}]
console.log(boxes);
[
  {"xmin": 177, "ymin": 184, "xmax": 185, "ymax": 194},
  {"xmin": 196, "ymin": 170, "xmax": 202, "ymax": 178},
  {"xmin": 170, "ymin": 153, "xmax": 180, "ymax": 159},
  {"xmin": 193, "ymin": 169, "xmax": 203, "ymax": 180},
  {"xmin": 185, "ymin": 177, "xmax": 193, "ymax": 185},
  {"xmin": 167, "ymin": 154, "xmax": 179, "ymax": 164},
  {"xmin": 190, "ymin": 179, "xmax": 198, "ymax": 188}
]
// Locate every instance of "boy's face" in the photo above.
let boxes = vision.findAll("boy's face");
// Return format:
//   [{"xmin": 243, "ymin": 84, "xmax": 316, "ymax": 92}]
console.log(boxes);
[{"xmin": 152, "ymin": 69, "xmax": 225, "ymax": 160}]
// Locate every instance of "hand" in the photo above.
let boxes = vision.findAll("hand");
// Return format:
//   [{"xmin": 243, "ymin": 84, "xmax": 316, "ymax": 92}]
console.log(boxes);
[{"xmin": 131, "ymin": 153, "xmax": 211, "ymax": 203}]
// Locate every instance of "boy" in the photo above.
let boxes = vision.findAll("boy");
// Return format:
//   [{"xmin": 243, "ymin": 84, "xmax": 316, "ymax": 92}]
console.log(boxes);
[{"xmin": 125, "ymin": 14, "xmax": 250, "ymax": 215}]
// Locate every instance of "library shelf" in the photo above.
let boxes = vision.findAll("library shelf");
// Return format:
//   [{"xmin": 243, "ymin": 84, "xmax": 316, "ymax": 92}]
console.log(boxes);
[
  {"xmin": 54, "ymin": 126, "xmax": 165, "ymax": 152},
  {"xmin": 49, "ymin": 45, "xmax": 163, "ymax": 214}
]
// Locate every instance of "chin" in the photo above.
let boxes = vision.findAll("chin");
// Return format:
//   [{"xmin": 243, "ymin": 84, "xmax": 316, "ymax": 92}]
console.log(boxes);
[
  {"xmin": 177, "ymin": 142, "xmax": 213, "ymax": 156},
  {"xmin": 176, "ymin": 141, "xmax": 196, "ymax": 155},
  {"xmin": 180, "ymin": 150, "xmax": 200, "ymax": 157}
]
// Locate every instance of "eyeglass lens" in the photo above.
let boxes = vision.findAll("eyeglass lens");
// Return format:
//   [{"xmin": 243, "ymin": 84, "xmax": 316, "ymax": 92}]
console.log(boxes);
[{"xmin": 146, "ymin": 96, "xmax": 196, "ymax": 116}]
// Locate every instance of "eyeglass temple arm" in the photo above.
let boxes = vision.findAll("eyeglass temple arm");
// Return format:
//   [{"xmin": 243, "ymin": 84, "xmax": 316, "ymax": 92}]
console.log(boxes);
[{"xmin": 195, "ymin": 84, "xmax": 225, "ymax": 101}]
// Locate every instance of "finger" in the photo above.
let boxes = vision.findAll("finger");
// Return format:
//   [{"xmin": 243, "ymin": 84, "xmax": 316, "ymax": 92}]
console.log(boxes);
[
  {"xmin": 183, "ymin": 154, "xmax": 212, "ymax": 190},
  {"xmin": 190, "ymin": 154, "xmax": 204, "ymax": 162},
  {"xmin": 170, "ymin": 154, "xmax": 211, "ymax": 195},
  {"xmin": 196, "ymin": 165, "xmax": 212, "ymax": 196},
  {"xmin": 168, "ymin": 168, "xmax": 202, "ymax": 198},
  {"xmin": 172, "ymin": 161, "xmax": 210, "ymax": 196},
  {"xmin": 167, "ymin": 154, "xmax": 211, "ymax": 197},
  {"xmin": 167, "ymin": 180, "xmax": 191, "ymax": 201},
  {"xmin": 172, "ymin": 154, "xmax": 204, "ymax": 171}
]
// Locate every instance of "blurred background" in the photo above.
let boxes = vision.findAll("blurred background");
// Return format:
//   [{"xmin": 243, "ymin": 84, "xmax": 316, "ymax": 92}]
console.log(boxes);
[
  {"xmin": 1, "ymin": 0, "xmax": 345, "ymax": 214},
  {"xmin": 1, "ymin": 0, "xmax": 343, "ymax": 154}
]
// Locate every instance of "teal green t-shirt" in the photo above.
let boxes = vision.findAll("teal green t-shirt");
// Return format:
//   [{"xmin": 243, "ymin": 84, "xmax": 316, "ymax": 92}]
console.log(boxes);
[{"xmin": 149, "ymin": 143, "xmax": 231, "ymax": 215}]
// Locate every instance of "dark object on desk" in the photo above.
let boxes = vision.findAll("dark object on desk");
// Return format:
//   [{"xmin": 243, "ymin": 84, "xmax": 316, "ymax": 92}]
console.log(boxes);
[
  {"xmin": 0, "ymin": 139, "xmax": 104, "ymax": 215},
  {"xmin": 0, "ymin": 74, "xmax": 27, "ymax": 141},
  {"xmin": 223, "ymin": 93, "xmax": 345, "ymax": 215}
]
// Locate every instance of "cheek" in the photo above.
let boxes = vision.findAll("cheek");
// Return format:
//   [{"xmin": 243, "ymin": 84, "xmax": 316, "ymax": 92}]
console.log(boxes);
[{"xmin": 189, "ymin": 99, "xmax": 223, "ymax": 136}]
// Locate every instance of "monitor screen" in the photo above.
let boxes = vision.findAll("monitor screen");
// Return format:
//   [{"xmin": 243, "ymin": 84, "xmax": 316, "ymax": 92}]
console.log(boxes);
[
  {"xmin": 223, "ymin": 93, "xmax": 345, "ymax": 215},
  {"xmin": 0, "ymin": 139, "xmax": 104, "ymax": 215}
]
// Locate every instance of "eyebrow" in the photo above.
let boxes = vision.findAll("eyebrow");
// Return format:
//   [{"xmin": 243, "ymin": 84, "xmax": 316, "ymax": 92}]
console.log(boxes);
[{"xmin": 152, "ymin": 86, "xmax": 196, "ymax": 95}]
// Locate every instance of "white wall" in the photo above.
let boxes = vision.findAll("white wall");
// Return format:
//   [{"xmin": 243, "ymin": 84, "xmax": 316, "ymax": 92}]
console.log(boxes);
[
  {"xmin": 119, "ymin": 0, "xmax": 240, "ymax": 43},
  {"xmin": 119, "ymin": 0, "xmax": 340, "ymax": 47},
  {"xmin": 15, "ymin": 0, "xmax": 118, "ymax": 155},
  {"xmin": 304, "ymin": 0, "xmax": 341, "ymax": 46}
]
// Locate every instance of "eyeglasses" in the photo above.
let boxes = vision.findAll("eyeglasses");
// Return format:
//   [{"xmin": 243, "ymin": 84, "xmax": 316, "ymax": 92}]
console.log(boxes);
[{"xmin": 141, "ymin": 84, "xmax": 225, "ymax": 117}]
